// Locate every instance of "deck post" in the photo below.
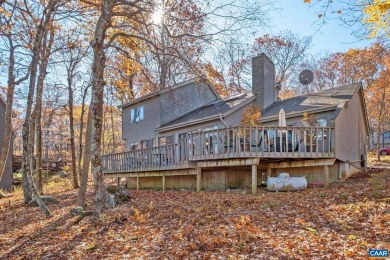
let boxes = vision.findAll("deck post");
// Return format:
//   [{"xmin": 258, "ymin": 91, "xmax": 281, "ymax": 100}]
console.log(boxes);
[
  {"xmin": 136, "ymin": 176, "xmax": 140, "ymax": 191},
  {"xmin": 267, "ymin": 168, "xmax": 272, "ymax": 179},
  {"xmin": 162, "ymin": 175, "xmax": 166, "ymax": 191},
  {"xmin": 196, "ymin": 168, "xmax": 202, "ymax": 192},
  {"xmin": 324, "ymin": 165, "xmax": 329, "ymax": 188},
  {"xmin": 252, "ymin": 164, "xmax": 257, "ymax": 194}
]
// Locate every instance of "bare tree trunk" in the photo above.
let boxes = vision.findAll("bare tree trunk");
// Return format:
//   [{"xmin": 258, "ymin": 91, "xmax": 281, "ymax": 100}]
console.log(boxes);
[
  {"xmin": 77, "ymin": 108, "xmax": 92, "ymax": 208},
  {"xmin": 35, "ymin": 26, "xmax": 54, "ymax": 194},
  {"xmin": 22, "ymin": 35, "xmax": 41, "ymax": 203},
  {"xmin": 102, "ymin": 105, "xmax": 106, "ymax": 154},
  {"xmin": 26, "ymin": 164, "xmax": 52, "ymax": 217},
  {"xmin": 377, "ymin": 128, "xmax": 381, "ymax": 161},
  {"xmin": 90, "ymin": 0, "xmax": 115, "ymax": 217},
  {"xmin": 78, "ymin": 85, "xmax": 89, "ymax": 180},
  {"xmin": 111, "ymin": 103, "xmax": 115, "ymax": 153},
  {"xmin": 67, "ymin": 73, "xmax": 79, "ymax": 189},
  {"xmin": 0, "ymin": 38, "xmax": 28, "ymax": 184},
  {"xmin": 21, "ymin": 2, "xmax": 55, "ymax": 217}
]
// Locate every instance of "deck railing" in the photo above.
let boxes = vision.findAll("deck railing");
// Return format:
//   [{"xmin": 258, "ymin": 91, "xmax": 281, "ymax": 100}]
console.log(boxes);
[
  {"xmin": 102, "ymin": 125, "xmax": 335, "ymax": 173},
  {"xmin": 102, "ymin": 139, "xmax": 188, "ymax": 173},
  {"xmin": 187, "ymin": 126, "xmax": 335, "ymax": 160}
]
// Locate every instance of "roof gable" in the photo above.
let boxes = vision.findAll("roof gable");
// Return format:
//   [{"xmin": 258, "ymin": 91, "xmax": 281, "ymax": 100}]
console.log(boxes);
[
  {"xmin": 157, "ymin": 92, "xmax": 254, "ymax": 131},
  {"xmin": 262, "ymin": 83, "xmax": 359, "ymax": 119},
  {"xmin": 119, "ymin": 79, "xmax": 220, "ymax": 109}
]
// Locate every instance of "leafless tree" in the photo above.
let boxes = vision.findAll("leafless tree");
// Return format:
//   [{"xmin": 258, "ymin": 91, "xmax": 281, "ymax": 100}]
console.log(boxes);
[
  {"xmin": 85, "ymin": 0, "xmax": 274, "ymax": 217},
  {"xmin": 0, "ymin": 1, "xmax": 30, "ymax": 188},
  {"xmin": 57, "ymin": 30, "xmax": 89, "ymax": 189}
]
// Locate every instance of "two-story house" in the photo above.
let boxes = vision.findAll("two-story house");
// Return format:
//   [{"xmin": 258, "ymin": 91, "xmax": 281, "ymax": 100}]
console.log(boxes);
[{"xmin": 103, "ymin": 54, "xmax": 369, "ymax": 193}]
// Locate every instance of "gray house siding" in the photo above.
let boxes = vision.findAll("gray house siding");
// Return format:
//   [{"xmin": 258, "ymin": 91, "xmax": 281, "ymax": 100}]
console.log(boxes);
[
  {"xmin": 158, "ymin": 119, "xmax": 224, "ymax": 138},
  {"xmin": 358, "ymin": 90, "xmax": 369, "ymax": 160},
  {"xmin": 335, "ymin": 90, "xmax": 367, "ymax": 168},
  {"xmin": 261, "ymin": 110, "xmax": 336, "ymax": 127},
  {"xmin": 158, "ymin": 99, "xmax": 253, "ymax": 138},
  {"xmin": 0, "ymin": 99, "xmax": 13, "ymax": 190},
  {"xmin": 160, "ymin": 82, "xmax": 218, "ymax": 125},
  {"xmin": 223, "ymin": 103, "xmax": 252, "ymax": 126},
  {"xmin": 252, "ymin": 54, "xmax": 276, "ymax": 111},
  {"xmin": 122, "ymin": 96, "xmax": 161, "ymax": 146}
]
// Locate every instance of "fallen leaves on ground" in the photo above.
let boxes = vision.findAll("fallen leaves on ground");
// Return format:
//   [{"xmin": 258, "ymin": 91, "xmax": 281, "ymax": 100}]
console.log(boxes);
[{"xmin": 0, "ymin": 169, "xmax": 389, "ymax": 259}]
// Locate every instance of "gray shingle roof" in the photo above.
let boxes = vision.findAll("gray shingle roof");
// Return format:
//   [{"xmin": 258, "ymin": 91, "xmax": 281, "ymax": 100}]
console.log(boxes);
[
  {"xmin": 161, "ymin": 92, "xmax": 254, "ymax": 127},
  {"xmin": 262, "ymin": 83, "xmax": 359, "ymax": 118}
]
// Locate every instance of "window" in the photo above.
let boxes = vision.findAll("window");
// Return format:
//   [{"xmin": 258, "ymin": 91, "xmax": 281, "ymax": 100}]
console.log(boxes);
[
  {"xmin": 130, "ymin": 106, "xmax": 144, "ymax": 123},
  {"xmin": 159, "ymin": 137, "xmax": 166, "ymax": 146},
  {"xmin": 158, "ymin": 135, "xmax": 174, "ymax": 146},
  {"xmin": 316, "ymin": 117, "xmax": 327, "ymax": 127},
  {"xmin": 384, "ymin": 131, "xmax": 390, "ymax": 140}
]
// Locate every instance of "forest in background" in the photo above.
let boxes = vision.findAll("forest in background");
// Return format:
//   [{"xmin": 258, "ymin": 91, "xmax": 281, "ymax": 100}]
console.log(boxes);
[{"xmin": 0, "ymin": 0, "xmax": 389, "ymax": 217}]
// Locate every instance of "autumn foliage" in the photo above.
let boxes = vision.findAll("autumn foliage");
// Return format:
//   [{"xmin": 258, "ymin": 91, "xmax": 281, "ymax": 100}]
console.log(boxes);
[
  {"xmin": 0, "ymin": 169, "xmax": 389, "ymax": 258},
  {"xmin": 240, "ymin": 104, "xmax": 261, "ymax": 127}
]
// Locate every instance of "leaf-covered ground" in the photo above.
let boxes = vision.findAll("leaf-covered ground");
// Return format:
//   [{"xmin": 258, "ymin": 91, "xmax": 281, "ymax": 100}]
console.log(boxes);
[{"xmin": 0, "ymin": 169, "xmax": 389, "ymax": 259}]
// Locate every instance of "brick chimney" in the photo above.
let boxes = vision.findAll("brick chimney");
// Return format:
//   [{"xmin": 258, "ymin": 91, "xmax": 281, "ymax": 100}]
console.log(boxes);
[{"xmin": 252, "ymin": 53, "xmax": 277, "ymax": 111}]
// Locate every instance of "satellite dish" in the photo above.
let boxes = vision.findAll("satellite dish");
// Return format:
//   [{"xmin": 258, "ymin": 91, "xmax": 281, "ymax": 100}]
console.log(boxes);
[{"xmin": 299, "ymin": 70, "xmax": 314, "ymax": 85}]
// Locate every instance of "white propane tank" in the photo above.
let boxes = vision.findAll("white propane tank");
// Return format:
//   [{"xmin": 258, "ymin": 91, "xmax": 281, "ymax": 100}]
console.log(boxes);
[{"xmin": 267, "ymin": 173, "xmax": 307, "ymax": 192}]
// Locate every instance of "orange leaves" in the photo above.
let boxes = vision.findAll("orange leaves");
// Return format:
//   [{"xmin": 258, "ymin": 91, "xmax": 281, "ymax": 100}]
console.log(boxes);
[
  {"xmin": 1, "ymin": 169, "xmax": 390, "ymax": 258},
  {"xmin": 301, "ymin": 112, "xmax": 317, "ymax": 127},
  {"xmin": 296, "ymin": 218, "xmax": 305, "ymax": 225},
  {"xmin": 303, "ymin": 0, "xmax": 312, "ymax": 3},
  {"xmin": 363, "ymin": 0, "xmax": 390, "ymax": 38},
  {"xmin": 201, "ymin": 63, "xmax": 228, "ymax": 97},
  {"xmin": 241, "ymin": 104, "xmax": 261, "ymax": 127}
]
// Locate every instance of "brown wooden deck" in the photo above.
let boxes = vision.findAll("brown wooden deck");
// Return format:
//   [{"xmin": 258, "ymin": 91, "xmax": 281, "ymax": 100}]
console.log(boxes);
[{"xmin": 102, "ymin": 126, "xmax": 335, "ymax": 174}]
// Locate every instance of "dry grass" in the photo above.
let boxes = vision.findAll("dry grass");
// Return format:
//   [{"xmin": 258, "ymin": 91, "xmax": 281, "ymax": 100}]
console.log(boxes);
[{"xmin": 367, "ymin": 152, "xmax": 390, "ymax": 168}]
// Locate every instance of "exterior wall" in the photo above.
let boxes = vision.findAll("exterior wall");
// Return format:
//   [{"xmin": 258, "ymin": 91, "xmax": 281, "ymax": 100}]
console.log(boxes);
[
  {"xmin": 125, "ymin": 167, "xmax": 261, "ymax": 191},
  {"xmin": 335, "ymin": 90, "xmax": 368, "ymax": 168},
  {"xmin": 0, "ymin": 99, "xmax": 13, "ymax": 190},
  {"xmin": 252, "ymin": 54, "xmax": 276, "ymax": 111},
  {"xmin": 160, "ymin": 82, "xmax": 218, "ymax": 125},
  {"xmin": 124, "ymin": 161, "xmax": 360, "ymax": 191},
  {"xmin": 158, "ymin": 99, "xmax": 253, "ymax": 138},
  {"xmin": 158, "ymin": 119, "xmax": 225, "ymax": 138},
  {"xmin": 272, "ymin": 163, "xmax": 339, "ymax": 184},
  {"xmin": 122, "ymin": 96, "xmax": 161, "ymax": 145},
  {"xmin": 223, "ymin": 103, "xmax": 252, "ymax": 126}
]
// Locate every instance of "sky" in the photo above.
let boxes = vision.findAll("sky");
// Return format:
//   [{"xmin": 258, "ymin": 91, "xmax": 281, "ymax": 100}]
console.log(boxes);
[
  {"xmin": 1, "ymin": 1, "xmax": 375, "ymax": 89},
  {"xmin": 269, "ymin": 0, "xmax": 372, "ymax": 55}
]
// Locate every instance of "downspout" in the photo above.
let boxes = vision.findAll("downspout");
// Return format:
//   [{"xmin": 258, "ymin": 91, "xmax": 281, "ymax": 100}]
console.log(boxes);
[
  {"xmin": 338, "ymin": 162, "xmax": 342, "ymax": 179},
  {"xmin": 219, "ymin": 114, "xmax": 228, "ymax": 128}
]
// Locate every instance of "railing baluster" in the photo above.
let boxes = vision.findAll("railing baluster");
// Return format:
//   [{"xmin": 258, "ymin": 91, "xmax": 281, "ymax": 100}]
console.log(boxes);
[
  {"xmin": 328, "ymin": 127, "xmax": 332, "ymax": 156},
  {"xmin": 316, "ymin": 128, "xmax": 319, "ymax": 156},
  {"xmin": 243, "ymin": 126, "xmax": 246, "ymax": 155},
  {"xmin": 102, "ymin": 126, "xmax": 336, "ymax": 174},
  {"xmin": 322, "ymin": 128, "xmax": 325, "ymax": 156},
  {"xmin": 279, "ymin": 128, "xmax": 282, "ymax": 155}
]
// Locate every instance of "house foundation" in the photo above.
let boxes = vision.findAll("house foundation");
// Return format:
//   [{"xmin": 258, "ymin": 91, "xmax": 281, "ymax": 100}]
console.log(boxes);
[{"xmin": 111, "ymin": 158, "xmax": 362, "ymax": 193}]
